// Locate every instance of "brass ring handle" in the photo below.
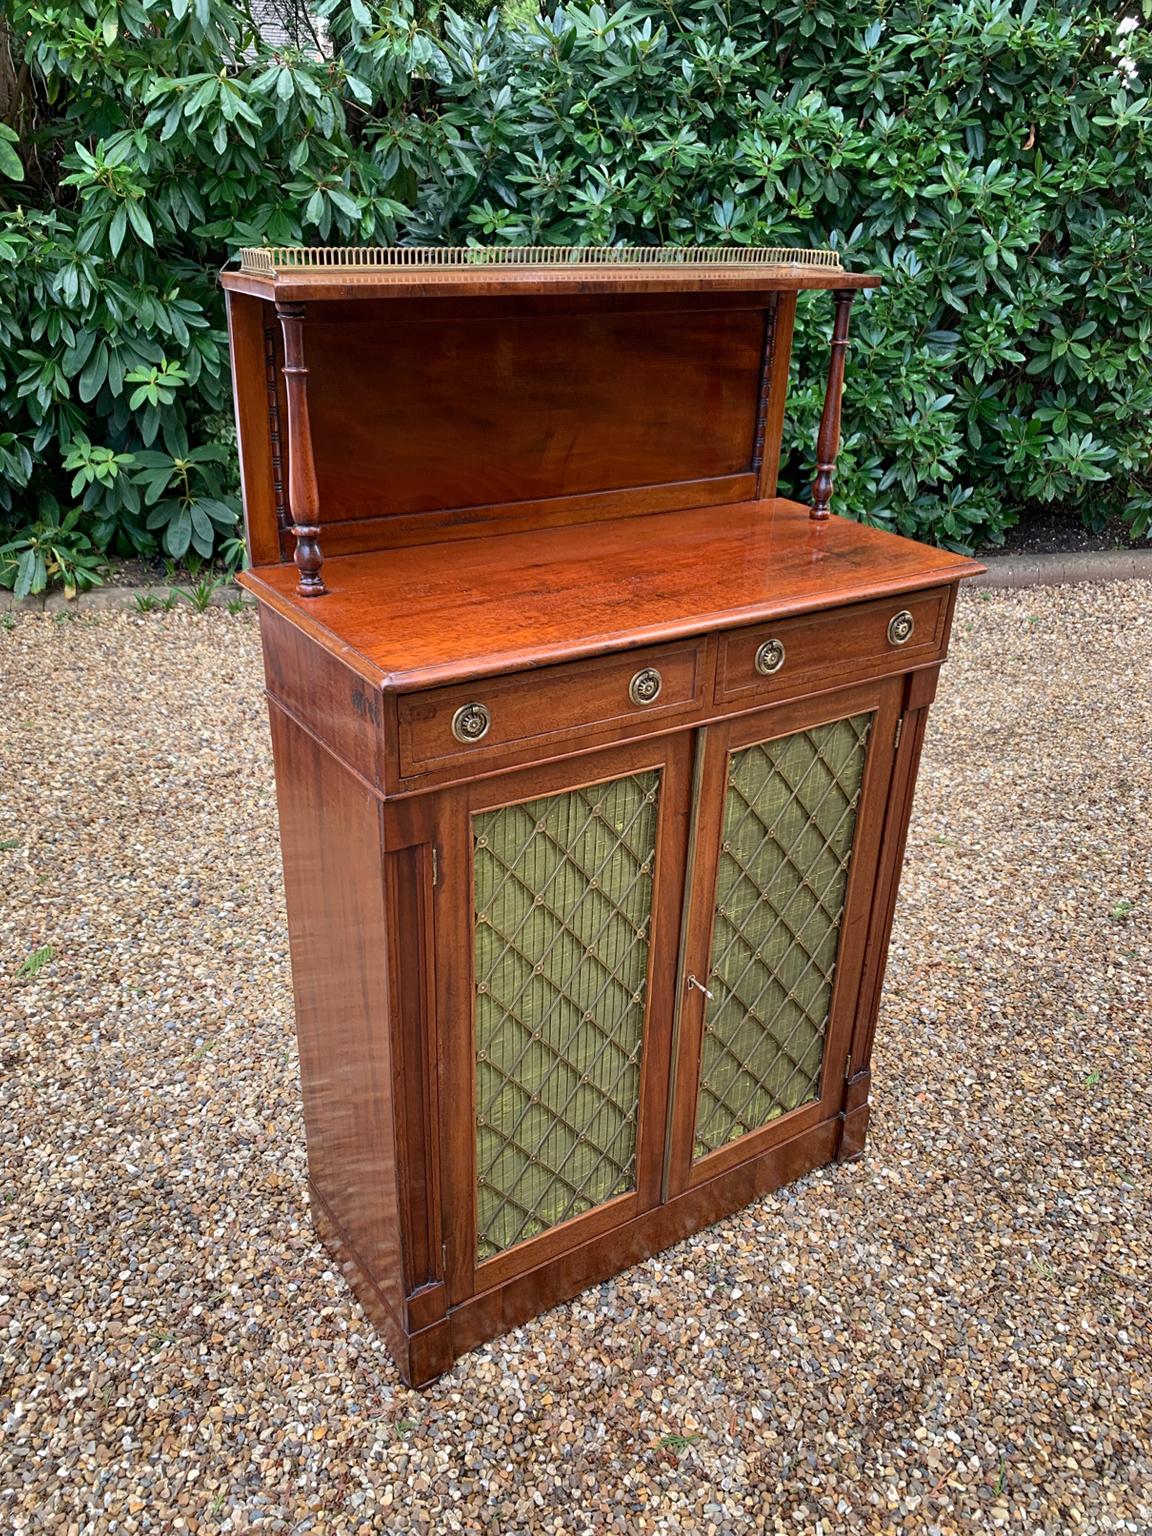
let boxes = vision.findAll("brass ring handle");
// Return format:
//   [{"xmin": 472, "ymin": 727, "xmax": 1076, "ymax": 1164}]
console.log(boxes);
[
  {"xmin": 754, "ymin": 638, "xmax": 786, "ymax": 676},
  {"xmin": 887, "ymin": 610, "xmax": 915, "ymax": 647},
  {"xmin": 451, "ymin": 702, "xmax": 491, "ymax": 743},
  {"xmin": 629, "ymin": 667, "xmax": 663, "ymax": 707}
]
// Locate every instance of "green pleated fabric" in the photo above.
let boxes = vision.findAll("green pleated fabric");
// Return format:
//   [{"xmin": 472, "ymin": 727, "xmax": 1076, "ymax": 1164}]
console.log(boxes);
[
  {"xmin": 473, "ymin": 771, "xmax": 660, "ymax": 1260},
  {"xmin": 694, "ymin": 713, "xmax": 872, "ymax": 1158}
]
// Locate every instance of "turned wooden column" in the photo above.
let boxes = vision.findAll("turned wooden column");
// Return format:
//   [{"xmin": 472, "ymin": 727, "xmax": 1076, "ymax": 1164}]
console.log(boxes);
[
  {"xmin": 275, "ymin": 300, "xmax": 326, "ymax": 596},
  {"xmin": 810, "ymin": 288, "xmax": 856, "ymax": 521}
]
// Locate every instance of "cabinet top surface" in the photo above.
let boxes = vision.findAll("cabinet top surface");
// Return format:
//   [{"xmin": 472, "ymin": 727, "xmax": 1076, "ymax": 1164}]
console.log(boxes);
[
  {"xmin": 240, "ymin": 498, "xmax": 983, "ymax": 690},
  {"xmin": 220, "ymin": 244, "xmax": 880, "ymax": 301}
]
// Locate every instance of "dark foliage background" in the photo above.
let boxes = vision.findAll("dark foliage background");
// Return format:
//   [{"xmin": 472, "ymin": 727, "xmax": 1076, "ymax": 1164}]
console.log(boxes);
[{"xmin": 1, "ymin": 0, "xmax": 1149, "ymax": 593}]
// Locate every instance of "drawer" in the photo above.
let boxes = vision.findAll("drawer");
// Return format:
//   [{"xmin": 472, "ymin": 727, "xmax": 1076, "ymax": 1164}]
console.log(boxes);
[
  {"xmin": 398, "ymin": 640, "xmax": 707, "ymax": 778},
  {"xmin": 716, "ymin": 587, "xmax": 950, "ymax": 707}
]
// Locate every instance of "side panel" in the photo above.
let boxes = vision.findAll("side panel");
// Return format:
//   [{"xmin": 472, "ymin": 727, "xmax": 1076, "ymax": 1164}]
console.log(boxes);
[
  {"xmin": 225, "ymin": 290, "xmax": 284, "ymax": 568},
  {"xmin": 266, "ymin": 701, "xmax": 406, "ymax": 1349},
  {"xmin": 840, "ymin": 652, "xmax": 950, "ymax": 1160},
  {"xmin": 259, "ymin": 605, "xmax": 385, "ymax": 787},
  {"xmin": 756, "ymin": 290, "xmax": 796, "ymax": 499}
]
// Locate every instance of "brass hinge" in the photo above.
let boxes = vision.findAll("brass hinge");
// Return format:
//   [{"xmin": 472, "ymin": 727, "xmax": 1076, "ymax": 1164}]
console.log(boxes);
[
  {"xmin": 844, "ymin": 1051, "xmax": 852, "ymax": 1082},
  {"xmin": 893, "ymin": 715, "xmax": 904, "ymax": 753},
  {"xmin": 431, "ymin": 846, "xmax": 439, "ymax": 887}
]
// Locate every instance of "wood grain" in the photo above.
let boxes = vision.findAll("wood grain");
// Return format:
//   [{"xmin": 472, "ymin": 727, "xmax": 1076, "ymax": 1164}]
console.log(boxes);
[
  {"xmin": 224, "ymin": 291, "xmax": 280, "ymax": 567},
  {"xmin": 240, "ymin": 498, "xmax": 982, "ymax": 690},
  {"xmin": 221, "ymin": 266, "xmax": 882, "ymax": 304},
  {"xmin": 811, "ymin": 289, "xmax": 856, "ymax": 520},
  {"xmin": 756, "ymin": 291, "xmax": 797, "ymax": 500},
  {"xmin": 308, "ymin": 474, "xmax": 758, "ymax": 557},
  {"xmin": 397, "ymin": 637, "xmax": 706, "ymax": 778},
  {"xmin": 301, "ymin": 306, "xmax": 763, "ymax": 528},
  {"xmin": 266, "ymin": 702, "xmax": 404, "ymax": 1330},
  {"xmin": 259, "ymin": 605, "xmax": 385, "ymax": 787},
  {"xmin": 274, "ymin": 301, "xmax": 326, "ymax": 595},
  {"xmin": 714, "ymin": 586, "xmax": 950, "ymax": 708}
]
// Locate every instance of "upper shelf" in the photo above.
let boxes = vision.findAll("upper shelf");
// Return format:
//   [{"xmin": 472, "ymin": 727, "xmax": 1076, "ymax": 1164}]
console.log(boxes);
[{"xmin": 220, "ymin": 245, "xmax": 882, "ymax": 302}]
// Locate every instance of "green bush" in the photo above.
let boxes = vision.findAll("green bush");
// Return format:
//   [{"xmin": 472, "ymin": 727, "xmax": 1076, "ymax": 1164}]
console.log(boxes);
[{"xmin": 1, "ymin": 0, "xmax": 1149, "ymax": 593}]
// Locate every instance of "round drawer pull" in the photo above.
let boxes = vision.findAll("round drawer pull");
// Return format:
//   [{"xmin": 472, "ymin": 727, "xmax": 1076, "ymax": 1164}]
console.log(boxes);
[
  {"xmin": 754, "ymin": 638, "xmax": 786, "ymax": 676},
  {"xmin": 629, "ymin": 667, "xmax": 663, "ymax": 707},
  {"xmin": 887, "ymin": 610, "xmax": 915, "ymax": 647},
  {"xmin": 451, "ymin": 702, "xmax": 491, "ymax": 743}
]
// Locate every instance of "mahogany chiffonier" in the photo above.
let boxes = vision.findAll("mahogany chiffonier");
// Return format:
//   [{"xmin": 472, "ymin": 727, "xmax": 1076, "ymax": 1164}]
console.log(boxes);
[{"xmin": 220, "ymin": 245, "xmax": 983, "ymax": 1386}]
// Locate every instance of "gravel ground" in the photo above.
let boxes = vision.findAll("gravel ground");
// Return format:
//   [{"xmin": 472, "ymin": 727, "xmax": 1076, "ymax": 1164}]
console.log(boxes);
[{"xmin": 1, "ymin": 584, "xmax": 1150, "ymax": 1536}]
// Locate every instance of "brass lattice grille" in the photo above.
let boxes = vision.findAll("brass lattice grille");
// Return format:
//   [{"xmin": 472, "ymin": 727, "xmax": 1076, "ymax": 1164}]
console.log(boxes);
[
  {"xmin": 473, "ymin": 773, "xmax": 660, "ymax": 1260},
  {"xmin": 239, "ymin": 244, "xmax": 843, "ymax": 276},
  {"xmin": 694, "ymin": 715, "xmax": 873, "ymax": 1158}
]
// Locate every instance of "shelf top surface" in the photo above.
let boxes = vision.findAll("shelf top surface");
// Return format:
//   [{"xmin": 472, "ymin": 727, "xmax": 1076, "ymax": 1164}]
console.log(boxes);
[
  {"xmin": 221, "ymin": 245, "xmax": 880, "ymax": 301},
  {"xmin": 240, "ymin": 499, "xmax": 984, "ymax": 690}
]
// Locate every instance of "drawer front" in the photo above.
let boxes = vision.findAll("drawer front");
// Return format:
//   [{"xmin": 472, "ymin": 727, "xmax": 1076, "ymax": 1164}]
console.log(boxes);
[
  {"xmin": 398, "ymin": 640, "xmax": 706, "ymax": 777},
  {"xmin": 716, "ymin": 587, "xmax": 950, "ymax": 707}
]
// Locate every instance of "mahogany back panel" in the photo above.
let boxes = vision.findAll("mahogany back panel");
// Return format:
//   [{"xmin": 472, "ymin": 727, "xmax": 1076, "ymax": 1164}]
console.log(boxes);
[
  {"xmin": 229, "ymin": 292, "xmax": 775, "ymax": 564},
  {"xmin": 306, "ymin": 302, "xmax": 764, "ymax": 533}
]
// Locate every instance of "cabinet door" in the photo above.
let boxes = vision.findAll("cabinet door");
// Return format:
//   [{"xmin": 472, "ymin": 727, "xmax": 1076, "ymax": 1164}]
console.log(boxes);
[
  {"xmin": 665, "ymin": 678, "xmax": 903, "ymax": 1195},
  {"xmin": 437, "ymin": 735, "xmax": 692, "ymax": 1302}
]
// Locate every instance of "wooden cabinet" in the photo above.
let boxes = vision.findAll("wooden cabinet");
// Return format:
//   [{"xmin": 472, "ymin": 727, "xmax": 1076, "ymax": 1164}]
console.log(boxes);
[{"xmin": 222, "ymin": 246, "xmax": 982, "ymax": 1385}]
